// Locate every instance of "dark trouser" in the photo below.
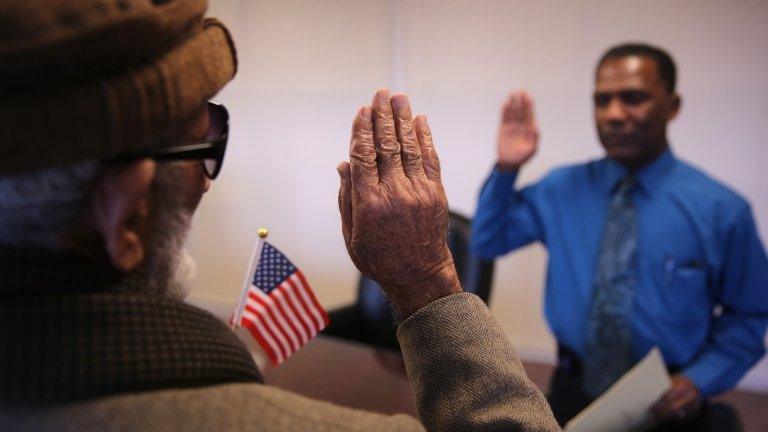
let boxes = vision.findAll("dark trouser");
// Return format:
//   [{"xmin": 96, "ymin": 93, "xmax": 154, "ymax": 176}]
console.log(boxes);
[
  {"xmin": 548, "ymin": 345, "xmax": 743, "ymax": 431},
  {"xmin": 547, "ymin": 347, "xmax": 594, "ymax": 426}
]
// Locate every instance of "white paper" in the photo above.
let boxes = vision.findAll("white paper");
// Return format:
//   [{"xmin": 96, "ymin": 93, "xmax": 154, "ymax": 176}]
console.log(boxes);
[{"xmin": 565, "ymin": 348, "xmax": 670, "ymax": 432}]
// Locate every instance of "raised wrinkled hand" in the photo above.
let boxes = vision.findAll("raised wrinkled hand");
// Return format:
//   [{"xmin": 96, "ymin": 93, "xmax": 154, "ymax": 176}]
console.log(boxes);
[
  {"xmin": 497, "ymin": 90, "xmax": 539, "ymax": 171},
  {"xmin": 337, "ymin": 89, "xmax": 462, "ymax": 320}
]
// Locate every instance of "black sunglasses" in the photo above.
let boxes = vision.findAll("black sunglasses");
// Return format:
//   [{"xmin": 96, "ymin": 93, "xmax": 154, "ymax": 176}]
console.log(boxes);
[{"xmin": 108, "ymin": 101, "xmax": 229, "ymax": 179}]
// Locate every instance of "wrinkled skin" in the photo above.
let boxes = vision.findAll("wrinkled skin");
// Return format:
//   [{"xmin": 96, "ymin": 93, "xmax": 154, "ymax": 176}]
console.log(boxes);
[
  {"xmin": 496, "ymin": 90, "xmax": 539, "ymax": 172},
  {"xmin": 337, "ymin": 89, "xmax": 462, "ymax": 320},
  {"xmin": 651, "ymin": 374, "xmax": 703, "ymax": 422}
]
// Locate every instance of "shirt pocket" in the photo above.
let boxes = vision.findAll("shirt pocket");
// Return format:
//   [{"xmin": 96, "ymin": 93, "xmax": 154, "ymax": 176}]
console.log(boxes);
[{"xmin": 662, "ymin": 258, "xmax": 711, "ymax": 322}]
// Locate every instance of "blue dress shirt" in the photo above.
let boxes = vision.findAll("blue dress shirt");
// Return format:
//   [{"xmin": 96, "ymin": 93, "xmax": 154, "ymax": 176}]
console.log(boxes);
[{"xmin": 472, "ymin": 150, "xmax": 768, "ymax": 397}]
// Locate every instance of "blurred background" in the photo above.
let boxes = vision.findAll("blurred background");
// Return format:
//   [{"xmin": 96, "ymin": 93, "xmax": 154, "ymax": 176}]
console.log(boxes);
[{"xmin": 189, "ymin": 0, "xmax": 768, "ymax": 392}]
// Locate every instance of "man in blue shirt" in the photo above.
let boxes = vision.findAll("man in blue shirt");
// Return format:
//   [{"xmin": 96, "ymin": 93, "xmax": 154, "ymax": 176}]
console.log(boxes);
[{"xmin": 472, "ymin": 43, "xmax": 768, "ymax": 429}]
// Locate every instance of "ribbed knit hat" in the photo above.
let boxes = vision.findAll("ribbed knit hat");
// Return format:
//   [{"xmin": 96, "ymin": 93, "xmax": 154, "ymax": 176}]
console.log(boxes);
[{"xmin": 0, "ymin": 0, "xmax": 237, "ymax": 175}]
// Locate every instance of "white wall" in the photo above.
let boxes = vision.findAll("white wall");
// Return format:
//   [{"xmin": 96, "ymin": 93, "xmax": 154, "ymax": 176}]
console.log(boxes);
[{"xmin": 193, "ymin": 0, "xmax": 768, "ymax": 392}]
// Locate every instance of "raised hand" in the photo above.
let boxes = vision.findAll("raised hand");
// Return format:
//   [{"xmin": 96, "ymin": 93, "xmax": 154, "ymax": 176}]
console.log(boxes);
[
  {"xmin": 497, "ymin": 91, "xmax": 539, "ymax": 171},
  {"xmin": 337, "ymin": 89, "xmax": 462, "ymax": 320}
]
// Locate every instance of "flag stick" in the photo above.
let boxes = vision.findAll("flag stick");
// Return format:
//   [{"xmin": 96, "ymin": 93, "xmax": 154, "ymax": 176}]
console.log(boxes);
[{"xmin": 232, "ymin": 228, "xmax": 269, "ymax": 329}]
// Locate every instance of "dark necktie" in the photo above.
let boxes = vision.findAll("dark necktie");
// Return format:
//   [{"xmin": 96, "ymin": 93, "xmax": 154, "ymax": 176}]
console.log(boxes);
[{"xmin": 583, "ymin": 176, "xmax": 638, "ymax": 398}]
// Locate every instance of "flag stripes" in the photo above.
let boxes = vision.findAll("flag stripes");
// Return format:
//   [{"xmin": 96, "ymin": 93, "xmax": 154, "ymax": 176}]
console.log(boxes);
[{"xmin": 240, "ymin": 268, "xmax": 329, "ymax": 364}]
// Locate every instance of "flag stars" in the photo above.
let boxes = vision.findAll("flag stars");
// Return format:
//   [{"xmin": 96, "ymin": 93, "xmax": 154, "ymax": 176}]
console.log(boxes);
[{"xmin": 253, "ymin": 243, "xmax": 299, "ymax": 292}]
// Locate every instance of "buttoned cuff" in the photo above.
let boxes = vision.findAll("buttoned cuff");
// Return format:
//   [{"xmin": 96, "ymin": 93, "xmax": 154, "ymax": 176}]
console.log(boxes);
[{"xmin": 682, "ymin": 350, "xmax": 748, "ymax": 397}]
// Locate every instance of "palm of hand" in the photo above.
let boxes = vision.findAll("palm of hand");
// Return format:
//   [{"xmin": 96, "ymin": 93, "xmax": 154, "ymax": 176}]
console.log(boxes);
[
  {"xmin": 499, "ymin": 122, "xmax": 538, "ymax": 167},
  {"xmin": 497, "ymin": 91, "xmax": 539, "ymax": 169}
]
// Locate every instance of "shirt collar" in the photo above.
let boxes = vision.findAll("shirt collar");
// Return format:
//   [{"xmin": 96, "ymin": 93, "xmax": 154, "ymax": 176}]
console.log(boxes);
[{"xmin": 599, "ymin": 149, "xmax": 676, "ymax": 196}]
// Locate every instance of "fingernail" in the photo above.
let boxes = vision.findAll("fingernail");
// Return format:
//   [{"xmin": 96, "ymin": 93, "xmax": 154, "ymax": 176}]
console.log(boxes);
[
  {"xmin": 360, "ymin": 106, "xmax": 372, "ymax": 127},
  {"xmin": 391, "ymin": 94, "xmax": 409, "ymax": 108},
  {"xmin": 373, "ymin": 88, "xmax": 390, "ymax": 103}
]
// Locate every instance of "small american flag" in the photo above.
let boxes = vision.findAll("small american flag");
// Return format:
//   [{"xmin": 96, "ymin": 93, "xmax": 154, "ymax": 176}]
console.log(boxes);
[{"xmin": 233, "ymin": 242, "xmax": 329, "ymax": 364}]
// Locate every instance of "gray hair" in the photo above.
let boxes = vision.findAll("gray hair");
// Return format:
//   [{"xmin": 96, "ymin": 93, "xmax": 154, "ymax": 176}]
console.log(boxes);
[
  {"xmin": 0, "ymin": 161, "xmax": 99, "ymax": 249},
  {"xmin": 0, "ymin": 160, "xmax": 199, "ymax": 299}
]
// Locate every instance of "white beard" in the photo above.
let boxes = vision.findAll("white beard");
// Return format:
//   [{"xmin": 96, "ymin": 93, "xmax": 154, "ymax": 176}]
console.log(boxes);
[
  {"xmin": 133, "ymin": 163, "xmax": 199, "ymax": 300},
  {"xmin": 166, "ymin": 248, "xmax": 198, "ymax": 300}
]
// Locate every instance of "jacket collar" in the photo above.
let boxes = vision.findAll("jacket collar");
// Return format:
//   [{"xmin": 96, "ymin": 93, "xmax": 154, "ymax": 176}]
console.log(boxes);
[{"xmin": 0, "ymin": 247, "xmax": 263, "ymax": 406}]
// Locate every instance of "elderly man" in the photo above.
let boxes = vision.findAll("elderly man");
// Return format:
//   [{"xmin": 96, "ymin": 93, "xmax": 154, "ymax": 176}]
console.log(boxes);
[
  {"xmin": 0, "ymin": 1, "xmax": 559, "ymax": 431},
  {"xmin": 472, "ymin": 43, "xmax": 768, "ymax": 430}
]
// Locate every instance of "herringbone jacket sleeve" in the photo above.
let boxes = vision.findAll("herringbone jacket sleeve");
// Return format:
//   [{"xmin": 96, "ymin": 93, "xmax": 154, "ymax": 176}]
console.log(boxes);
[{"xmin": 398, "ymin": 293, "xmax": 561, "ymax": 432}]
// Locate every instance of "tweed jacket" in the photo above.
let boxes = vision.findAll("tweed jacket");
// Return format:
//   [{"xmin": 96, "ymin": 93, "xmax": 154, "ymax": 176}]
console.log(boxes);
[{"xmin": 0, "ymin": 250, "xmax": 559, "ymax": 431}]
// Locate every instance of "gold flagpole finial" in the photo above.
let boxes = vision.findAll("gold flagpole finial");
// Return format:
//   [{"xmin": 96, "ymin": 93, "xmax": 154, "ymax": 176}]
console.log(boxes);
[{"xmin": 257, "ymin": 228, "xmax": 269, "ymax": 239}]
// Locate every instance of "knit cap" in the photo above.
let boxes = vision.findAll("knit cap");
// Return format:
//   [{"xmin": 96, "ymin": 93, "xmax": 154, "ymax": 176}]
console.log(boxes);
[{"xmin": 0, "ymin": 0, "xmax": 237, "ymax": 175}]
